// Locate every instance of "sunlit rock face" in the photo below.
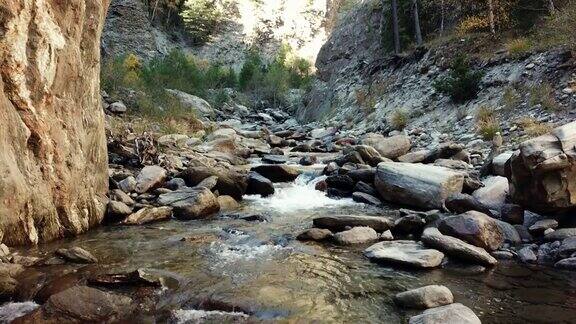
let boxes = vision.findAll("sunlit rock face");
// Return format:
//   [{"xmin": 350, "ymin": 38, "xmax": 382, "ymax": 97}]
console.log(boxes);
[{"xmin": 0, "ymin": 0, "xmax": 110, "ymax": 245}]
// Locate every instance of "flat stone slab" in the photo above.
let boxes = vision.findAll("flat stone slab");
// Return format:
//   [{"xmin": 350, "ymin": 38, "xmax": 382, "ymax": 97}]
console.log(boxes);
[
  {"xmin": 421, "ymin": 227, "xmax": 497, "ymax": 266},
  {"xmin": 364, "ymin": 241, "xmax": 444, "ymax": 269}
]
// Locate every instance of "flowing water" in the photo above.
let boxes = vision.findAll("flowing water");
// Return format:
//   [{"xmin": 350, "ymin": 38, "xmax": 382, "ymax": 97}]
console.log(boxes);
[{"xmin": 8, "ymin": 172, "xmax": 576, "ymax": 323}]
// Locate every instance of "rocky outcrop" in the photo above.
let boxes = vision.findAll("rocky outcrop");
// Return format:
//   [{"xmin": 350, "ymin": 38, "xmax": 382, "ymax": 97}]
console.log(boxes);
[
  {"xmin": 508, "ymin": 121, "xmax": 576, "ymax": 214},
  {"xmin": 0, "ymin": 0, "xmax": 110, "ymax": 245}
]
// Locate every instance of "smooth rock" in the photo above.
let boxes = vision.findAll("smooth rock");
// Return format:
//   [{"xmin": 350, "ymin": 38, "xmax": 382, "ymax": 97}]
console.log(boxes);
[
  {"xmin": 529, "ymin": 219, "xmax": 558, "ymax": 235},
  {"xmin": 297, "ymin": 228, "xmax": 333, "ymax": 241},
  {"xmin": 362, "ymin": 134, "xmax": 411, "ymax": 159},
  {"xmin": 313, "ymin": 215, "xmax": 393, "ymax": 232},
  {"xmin": 544, "ymin": 228, "xmax": 576, "ymax": 241},
  {"xmin": 439, "ymin": 211, "xmax": 504, "ymax": 251},
  {"xmin": 394, "ymin": 285, "xmax": 454, "ymax": 309},
  {"xmin": 421, "ymin": 227, "xmax": 498, "ymax": 266},
  {"xmin": 364, "ymin": 241, "xmax": 444, "ymax": 269},
  {"xmin": 408, "ymin": 303, "xmax": 481, "ymax": 324},
  {"xmin": 334, "ymin": 227, "xmax": 379, "ymax": 245},
  {"xmin": 158, "ymin": 188, "xmax": 219, "ymax": 220},
  {"xmin": 471, "ymin": 176, "xmax": 509, "ymax": 211},
  {"xmin": 122, "ymin": 206, "xmax": 173, "ymax": 225},
  {"xmin": 55, "ymin": 247, "xmax": 98, "ymax": 264},
  {"xmin": 217, "ymin": 196, "xmax": 240, "ymax": 211},
  {"xmin": 251, "ymin": 165, "xmax": 300, "ymax": 183},
  {"xmin": 352, "ymin": 192, "xmax": 382, "ymax": 206},
  {"xmin": 135, "ymin": 166, "xmax": 167, "ymax": 194}
]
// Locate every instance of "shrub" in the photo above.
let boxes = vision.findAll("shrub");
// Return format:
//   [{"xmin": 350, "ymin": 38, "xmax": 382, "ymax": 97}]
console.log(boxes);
[
  {"xmin": 506, "ymin": 38, "xmax": 532, "ymax": 57},
  {"xmin": 528, "ymin": 82, "xmax": 558, "ymax": 110},
  {"xmin": 501, "ymin": 86, "xmax": 521, "ymax": 110},
  {"xmin": 475, "ymin": 105, "xmax": 496, "ymax": 123},
  {"xmin": 390, "ymin": 109, "xmax": 409, "ymax": 130},
  {"xmin": 477, "ymin": 117, "xmax": 501, "ymax": 140},
  {"xmin": 516, "ymin": 117, "xmax": 553, "ymax": 138},
  {"xmin": 433, "ymin": 55, "xmax": 484, "ymax": 103}
]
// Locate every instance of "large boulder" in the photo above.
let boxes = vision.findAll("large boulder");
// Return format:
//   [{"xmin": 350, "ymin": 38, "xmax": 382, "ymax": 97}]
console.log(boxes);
[
  {"xmin": 122, "ymin": 206, "xmax": 173, "ymax": 225},
  {"xmin": 361, "ymin": 134, "xmax": 411, "ymax": 159},
  {"xmin": 0, "ymin": 0, "xmax": 110, "ymax": 245},
  {"xmin": 246, "ymin": 172, "xmax": 275, "ymax": 197},
  {"xmin": 364, "ymin": 241, "xmax": 444, "ymax": 269},
  {"xmin": 507, "ymin": 121, "xmax": 576, "ymax": 214},
  {"xmin": 158, "ymin": 188, "xmax": 220, "ymax": 220},
  {"xmin": 165, "ymin": 89, "xmax": 213, "ymax": 117},
  {"xmin": 375, "ymin": 162, "xmax": 464, "ymax": 210},
  {"xmin": 178, "ymin": 166, "xmax": 247, "ymax": 200},
  {"xmin": 438, "ymin": 211, "xmax": 504, "ymax": 251},
  {"xmin": 471, "ymin": 176, "xmax": 509, "ymax": 212},
  {"xmin": 134, "ymin": 166, "xmax": 167, "ymax": 193},
  {"xmin": 334, "ymin": 227, "xmax": 379, "ymax": 245}
]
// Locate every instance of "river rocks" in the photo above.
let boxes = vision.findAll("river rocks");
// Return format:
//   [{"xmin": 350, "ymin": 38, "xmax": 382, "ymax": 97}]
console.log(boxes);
[
  {"xmin": 496, "ymin": 220, "xmax": 522, "ymax": 245},
  {"xmin": 507, "ymin": 121, "xmax": 576, "ymax": 214},
  {"xmin": 111, "ymin": 189, "xmax": 135, "ymax": 206},
  {"xmin": 14, "ymin": 286, "xmax": 134, "ymax": 323},
  {"xmin": 0, "ymin": 273, "xmax": 17, "ymax": 300},
  {"xmin": 313, "ymin": 215, "xmax": 393, "ymax": 232},
  {"xmin": 394, "ymin": 285, "xmax": 454, "ymax": 309},
  {"xmin": 408, "ymin": 303, "xmax": 481, "ymax": 324},
  {"xmin": 492, "ymin": 151, "xmax": 514, "ymax": 176},
  {"xmin": 55, "ymin": 247, "xmax": 98, "ymax": 264},
  {"xmin": 375, "ymin": 162, "xmax": 464, "ymax": 210},
  {"xmin": 529, "ymin": 219, "xmax": 558, "ymax": 235},
  {"xmin": 354, "ymin": 181, "xmax": 378, "ymax": 197},
  {"xmin": 325, "ymin": 174, "xmax": 355, "ymax": 192},
  {"xmin": 471, "ymin": 176, "xmax": 509, "ymax": 212},
  {"xmin": 196, "ymin": 175, "xmax": 218, "ymax": 190},
  {"xmin": 445, "ymin": 193, "xmax": 493, "ymax": 216},
  {"xmin": 334, "ymin": 227, "xmax": 378, "ymax": 245},
  {"xmin": 106, "ymin": 201, "xmax": 133, "ymax": 222},
  {"xmin": 352, "ymin": 192, "xmax": 382, "ymax": 206},
  {"xmin": 158, "ymin": 188, "xmax": 219, "ymax": 220},
  {"xmin": 518, "ymin": 245, "xmax": 538, "ymax": 263},
  {"xmin": 135, "ymin": 166, "xmax": 167, "ymax": 194},
  {"xmin": 439, "ymin": 211, "xmax": 504, "ymax": 251},
  {"xmin": 558, "ymin": 237, "xmax": 576, "ymax": 258},
  {"xmin": 300, "ymin": 155, "xmax": 318, "ymax": 166},
  {"xmin": 500, "ymin": 204, "xmax": 524, "ymax": 225},
  {"xmin": 544, "ymin": 228, "xmax": 576, "ymax": 241},
  {"xmin": 251, "ymin": 165, "xmax": 300, "ymax": 183},
  {"xmin": 217, "ymin": 196, "xmax": 240, "ymax": 211},
  {"xmin": 179, "ymin": 166, "xmax": 248, "ymax": 200},
  {"xmin": 362, "ymin": 134, "xmax": 411, "ymax": 159},
  {"xmin": 555, "ymin": 257, "xmax": 576, "ymax": 270},
  {"xmin": 355, "ymin": 145, "xmax": 386, "ymax": 166},
  {"xmin": 0, "ymin": 0, "xmax": 109, "ymax": 245},
  {"xmin": 262, "ymin": 155, "xmax": 288, "ymax": 164},
  {"xmin": 118, "ymin": 176, "xmax": 137, "ymax": 193},
  {"xmin": 364, "ymin": 241, "xmax": 444, "ymax": 269},
  {"xmin": 394, "ymin": 215, "xmax": 426, "ymax": 234},
  {"xmin": 122, "ymin": 206, "xmax": 173, "ymax": 225},
  {"xmin": 166, "ymin": 89, "xmax": 213, "ymax": 117},
  {"xmin": 297, "ymin": 228, "xmax": 333, "ymax": 241},
  {"xmin": 421, "ymin": 228, "xmax": 497, "ymax": 266},
  {"xmin": 246, "ymin": 172, "xmax": 275, "ymax": 197}
]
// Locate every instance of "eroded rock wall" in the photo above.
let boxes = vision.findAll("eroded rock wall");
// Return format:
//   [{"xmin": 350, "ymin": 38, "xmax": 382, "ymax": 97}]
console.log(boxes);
[{"xmin": 0, "ymin": 0, "xmax": 110, "ymax": 245}]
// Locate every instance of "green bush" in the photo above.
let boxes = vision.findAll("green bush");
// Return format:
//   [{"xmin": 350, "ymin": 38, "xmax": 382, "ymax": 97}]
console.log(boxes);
[{"xmin": 433, "ymin": 55, "xmax": 484, "ymax": 103}]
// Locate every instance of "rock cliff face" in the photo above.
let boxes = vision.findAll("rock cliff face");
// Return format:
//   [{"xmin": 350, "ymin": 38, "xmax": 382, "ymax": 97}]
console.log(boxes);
[{"xmin": 0, "ymin": 0, "xmax": 110, "ymax": 245}]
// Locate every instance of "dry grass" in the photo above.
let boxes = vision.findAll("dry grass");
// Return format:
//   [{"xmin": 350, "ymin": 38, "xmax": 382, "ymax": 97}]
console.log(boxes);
[
  {"xmin": 516, "ymin": 116, "xmax": 553, "ymax": 138},
  {"xmin": 389, "ymin": 109, "xmax": 409, "ymax": 130},
  {"xmin": 476, "ymin": 117, "xmax": 501, "ymax": 140},
  {"xmin": 475, "ymin": 105, "xmax": 496, "ymax": 122},
  {"xmin": 528, "ymin": 83, "xmax": 558, "ymax": 111},
  {"xmin": 501, "ymin": 86, "xmax": 521, "ymax": 110},
  {"xmin": 506, "ymin": 38, "xmax": 532, "ymax": 57}
]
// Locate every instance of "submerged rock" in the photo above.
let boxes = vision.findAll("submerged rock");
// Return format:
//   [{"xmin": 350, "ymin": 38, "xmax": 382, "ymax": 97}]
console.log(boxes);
[
  {"xmin": 352, "ymin": 192, "xmax": 382, "ymax": 206},
  {"xmin": 394, "ymin": 285, "xmax": 454, "ymax": 309},
  {"xmin": 408, "ymin": 303, "xmax": 481, "ymax": 324},
  {"xmin": 297, "ymin": 228, "xmax": 333, "ymax": 241},
  {"xmin": 364, "ymin": 241, "xmax": 444, "ymax": 269},
  {"xmin": 55, "ymin": 247, "xmax": 98, "ymax": 264}
]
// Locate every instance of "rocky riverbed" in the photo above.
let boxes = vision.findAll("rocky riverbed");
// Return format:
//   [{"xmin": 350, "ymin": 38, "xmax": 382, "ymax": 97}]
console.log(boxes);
[{"xmin": 0, "ymin": 95, "xmax": 576, "ymax": 323}]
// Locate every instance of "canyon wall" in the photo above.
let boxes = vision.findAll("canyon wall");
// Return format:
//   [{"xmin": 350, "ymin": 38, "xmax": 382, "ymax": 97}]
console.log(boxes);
[{"xmin": 0, "ymin": 0, "xmax": 110, "ymax": 245}]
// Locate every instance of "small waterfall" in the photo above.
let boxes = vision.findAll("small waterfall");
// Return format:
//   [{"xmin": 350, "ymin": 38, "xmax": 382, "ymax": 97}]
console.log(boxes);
[{"xmin": 244, "ymin": 173, "xmax": 358, "ymax": 214}]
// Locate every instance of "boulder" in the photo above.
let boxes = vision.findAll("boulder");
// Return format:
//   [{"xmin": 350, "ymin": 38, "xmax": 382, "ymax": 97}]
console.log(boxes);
[
  {"xmin": 118, "ymin": 176, "xmax": 137, "ymax": 193},
  {"xmin": 500, "ymin": 204, "xmax": 524, "ymax": 225},
  {"xmin": 529, "ymin": 219, "xmax": 558, "ymax": 235},
  {"xmin": 165, "ymin": 89, "xmax": 213, "ymax": 117},
  {"xmin": 0, "ymin": 0, "xmax": 109, "ymax": 245},
  {"xmin": 55, "ymin": 247, "xmax": 98, "ymax": 264},
  {"xmin": 445, "ymin": 193, "xmax": 493, "ymax": 216},
  {"xmin": 438, "ymin": 211, "xmax": 504, "ymax": 251},
  {"xmin": 364, "ymin": 241, "xmax": 444, "ymax": 269},
  {"xmin": 246, "ymin": 172, "xmax": 275, "ymax": 197},
  {"xmin": 217, "ymin": 196, "xmax": 239, "ymax": 211},
  {"xmin": 179, "ymin": 166, "xmax": 248, "ymax": 200},
  {"xmin": 408, "ymin": 303, "xmax": 481, "ymax": 324},
  {"xmin": 251, "ymin": 165, "xmax": 300, "ymax": 183},
  {"xmin": 362, "ymin": 134, "xmax": 411, "ymax": 159},
  {"xmin": 334, "ymin": 227, "xmax": 379, "ymax": 245},
  {"xmin": 134, "ymin": 166, "xmax": 167, "ymax": 194},
  {"xmin": 354, "ymin": 181, "xmax": 379, "ymax": 197},
  {"xmin": 492, "ymin": 151, "xmax": 514, "ymax": 176},
  {"xmin": 313, "ymin": 215, "xmax": 393, "ymax": 232},
  {"xmin": 325, "ymin": 174, "xmax": 355, "ymax": 191},
  {"xmin": 394, "ymin": 285, "xmax": 454, "ymax": 309},
  {"xmin": 555, "ymin": 257, "xmax": 576, "ymax": 270},
  {"xmin": 398, "ymin": 150, "xmax": 430, "ymax": 163},
  {"xmin": 558, "ymin": 237, "xmax": 576, "ymax": 259},
  {"xmin": 196, "ymin": 175, "xmax": 218, "ymax": 190},
  {"xmin": 544, "ymin": 228, "xmax": 576, "ymax": 241},
  {"xmin": 507, "ymin": 121, "xmax": 576, "ymax": 214},
  {"xmin": 496, "ymin": 220, "xmax": 521, "ymax": 245},
  {"xmin": 0, "ymin": 273, "xmax": 17, "ymax": 300},
  {"xmin": 109, "ymin": 101, "xmax": 127, "ymax": 113},
  {"xmin": 421, "ymin": 228, "xmax": 497, "ymax": 266},
  {"xmin": 375, "ymin": 163, "xmax": 464, "ymax": 210},
  {"xmin": 394, "ymin": 215, "xmax": 426, "ymax": 234},
  {"xmin": 354, "ymin": 145, "xmax": 386, "ymax": 166},
  {"xmin": 14, "ymin": 286, "xmax": 134, "ymax": 323},
  {"xmin": 158, "ymin": 188, "xmax": 220, "ymax": 220},
  {"xmin": 347, "ymin": 168, "xmax": 376, "ymax": 183},
  {"xmin": 352, "ymin": 192, "xmax": 382, "ymax": 206},
  {"xmin": 518, "ymin": 245, "xmax": 538, "ymax": 263},
  {"xmin": 122, "ymin": 206, "xmax": 173, "ymax": 225},
  {"xmin": 106, "ymin": 201, "xmax": 133, "ymax": 222},
  {"xmin": 471, "ymin": 176, "xmax": 509, "ymax": 211},
  {"xmin": 297, "ymin": 228, "xmax": 333, "ymax": 241}
]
